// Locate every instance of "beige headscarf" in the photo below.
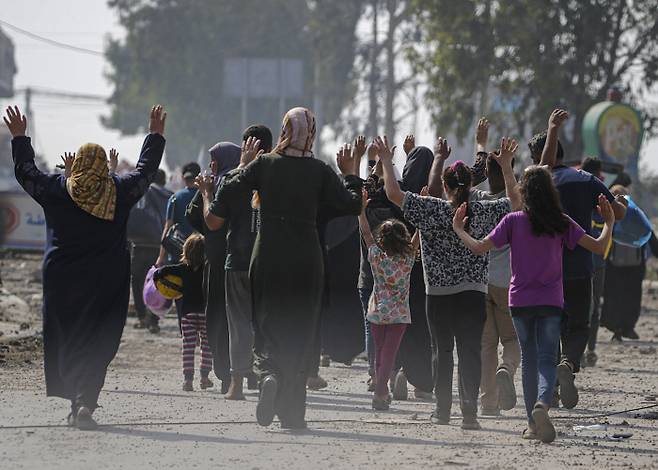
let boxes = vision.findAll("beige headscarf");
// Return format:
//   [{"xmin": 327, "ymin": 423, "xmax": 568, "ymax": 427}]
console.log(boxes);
[
  {"xmin": 65, "ymin": 143, "xmax": 117, "ymax": 221},
  {"xmin": 272, "ymin": 107, "xmax": 316, "ymax": 157}
]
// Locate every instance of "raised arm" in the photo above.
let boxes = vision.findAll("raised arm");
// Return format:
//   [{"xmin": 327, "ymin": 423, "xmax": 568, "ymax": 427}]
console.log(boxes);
[
  {"xmin": 577, "ymin": 195, "xmax": 614, "ymax": 255},
  {"xmin": 611, "ymin": 195, "xmax": 627, "ymax": 220},
  {"xmin": 452, "ymin": 203, "xmax": 495, "ymax": 255},
  {"xmin": 196, "ymin": 174, "xmax": 225, "ymax": 232},
  {"xmin": 323, "ymin": 143, "xmax": 363, "ymax": 216},
  {"xmin": 373, "ymin": 136, "xmax": 404, "ymax": 207},
  {"xmin": 539, "ymin": 109, "xmax": 569, "ymax": 168},
  {"xmin": 116, "ymin": 105, "xmax": 167, "ymax": 206},
  {"xmin": 358, "ymin": 189, "xmax": 376, "ymax": 248},
  {"xmin": 470, "ymin": 117, "xmax": 489, "ymax": 186},
  {"xmin": 492, "ymin": 137, "xmax": 522, "ymax": 211},
  {"xmin": 5, "ymin": 106, "xmax": 59, "ymax": 206},
  {"xmin": 427, "ymin": 137, "xmax": 451, "ymax": 197}
]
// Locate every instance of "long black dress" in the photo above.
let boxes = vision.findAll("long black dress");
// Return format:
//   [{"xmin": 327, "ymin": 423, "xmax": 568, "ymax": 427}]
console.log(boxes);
[
  {"xmin": 218, "ymin": 153, "xmax": 362, "ymax": 425},
  {"xmin": 12, "ymin": 134, "xmax": 164, "ymax": 409}
]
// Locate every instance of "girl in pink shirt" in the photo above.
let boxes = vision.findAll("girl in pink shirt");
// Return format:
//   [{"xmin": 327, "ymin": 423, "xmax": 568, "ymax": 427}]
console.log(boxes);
[{"xmin": 453, "ymin": 165, "xmax": 614, "ymax": 443}]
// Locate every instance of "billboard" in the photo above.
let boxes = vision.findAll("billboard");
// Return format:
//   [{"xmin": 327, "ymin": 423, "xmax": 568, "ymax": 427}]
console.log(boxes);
[{"xmin": 223, "ymin": 58, "xmax": 304, "ymax": 99}]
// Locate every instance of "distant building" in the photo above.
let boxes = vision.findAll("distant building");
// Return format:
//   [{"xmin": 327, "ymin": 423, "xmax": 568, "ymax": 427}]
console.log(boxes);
[{"xmin": 0, "ymin": 26, "xmax": 16, "ymax": 98}]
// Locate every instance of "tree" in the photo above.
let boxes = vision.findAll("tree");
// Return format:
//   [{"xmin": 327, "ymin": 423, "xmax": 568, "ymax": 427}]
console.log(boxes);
[
  {"xmin": 410, "ymin": 0, "xmax": 658, "ymax": 158},
  {"xmin": 104, "ymin": 0, "xmax": 364, "ymax": 165}
]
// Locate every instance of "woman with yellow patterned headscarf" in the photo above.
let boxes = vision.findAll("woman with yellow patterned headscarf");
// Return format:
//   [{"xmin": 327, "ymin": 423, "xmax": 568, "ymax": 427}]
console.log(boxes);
[
  {"xmin": 66, "ymin": 144, "xmax": 117, "ymax": 221},
  {"xmin": 4, "ymin": 104, "xmax": 167, "ymax": 431}
]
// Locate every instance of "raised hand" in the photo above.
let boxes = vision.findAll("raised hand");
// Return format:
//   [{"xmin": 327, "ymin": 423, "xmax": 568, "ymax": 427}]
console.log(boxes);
[
  {"xmin": 3, "ymin": 106, "xmax": 27, "ymax": 137},
  {"xmin": 420, "ymin": 185, "xmax": 429, "ymax": 197},
  {"xmin": 149, "ymin": 105, "xmax": 167, "ymax": 136},
  {"xmin": 108, "ymin": 148, "xmax": 119, "ymax": 173},
  {"xmin": 597, "ymin": 194, "xmax": 615, "ymax": 226},
  {"xmin": 336, "ymin": 143, "xmax": 357, "ymax": 176},
  {"xmin": 403, "ymin": 134, "xmax": 415, "ymax": 156},
  {"xmin": 433, "ymin": 137, "xmax": 452, "ymax": 162},
  {"xmin": 241, "ymin": 136, "xmax": 263, "ymax": 168},
  {"xmin": 195, "ymin": 173, "xmax": 215, "ymax": 197},
  {"xmin": 548, "ymin": 109, "xmax": 569, "ymax": 129},
  {"xmin": 493, "ymin": 137, "xmax": 518, "ymax": 168},
  {"xmin": 452, "ymin": 202, "xmax": 469, "ymax": 232},
  {"xmin": 367, "ymin": 140, "xmax": 378, "ymax": 162},
  {"xmin": 372, "ymin": 136, "xmax": 395, "ymax": 163},
  {"xmin": 60, "ymin": 152, "xmax": 75, "ymax": 177},
  {"xmin": 352, "ymin": 135, "xmax": 367, "ymax": 175},
  {"xmin": 353, "ymin": 135, "xmax": 367, "ymax": 160},
  {"xmin": 475, "ymin": 117, "xmax": 489, "ymax": 151}
]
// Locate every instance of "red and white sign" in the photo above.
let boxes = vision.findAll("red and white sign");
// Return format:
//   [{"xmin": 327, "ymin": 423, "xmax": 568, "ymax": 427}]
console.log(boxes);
[{"xmin": 0, "ymin": 191, "xmax": 46, "ymax": 250}]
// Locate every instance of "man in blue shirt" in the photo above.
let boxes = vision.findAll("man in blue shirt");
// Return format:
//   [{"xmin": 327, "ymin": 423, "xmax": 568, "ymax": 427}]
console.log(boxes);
[
  {"xmin": 528, "ymin": 132, "xmax": 626, "ymax": 410},
  {"xmin": 156, "ymin": 162, "xmax": 201, "ymax": 266}
]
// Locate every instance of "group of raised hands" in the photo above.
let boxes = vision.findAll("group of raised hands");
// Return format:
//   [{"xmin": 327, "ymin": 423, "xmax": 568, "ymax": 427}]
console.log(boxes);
[{"xmin": 3, "ymin": 104, "xmax": 168, "ymax": 176}]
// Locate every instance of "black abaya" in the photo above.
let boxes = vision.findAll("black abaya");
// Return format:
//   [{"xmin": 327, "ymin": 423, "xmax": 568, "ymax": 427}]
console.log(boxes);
[
  {"xmin": 12, "ymin": 134, "xmax": 164, "ymax": 409},
  {"xmin": 218, "ymin": 153, "xmax": 362, "ymax": 425}
]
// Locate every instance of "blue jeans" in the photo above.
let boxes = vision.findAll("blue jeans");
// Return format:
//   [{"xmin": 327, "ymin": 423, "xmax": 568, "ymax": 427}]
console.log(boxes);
[
  {"xmin": 511, "ymin": 307, "xmax": 561, "ymax": 423},
  {"xmin": 358, "ymin": 287, "xmax": 375, "ymax": 376}
]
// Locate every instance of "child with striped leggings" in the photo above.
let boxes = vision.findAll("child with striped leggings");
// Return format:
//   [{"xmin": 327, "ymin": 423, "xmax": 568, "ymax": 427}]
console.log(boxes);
[{"xmin": 155, "ymin": 233, "xmax": 213, "ymax": 391}]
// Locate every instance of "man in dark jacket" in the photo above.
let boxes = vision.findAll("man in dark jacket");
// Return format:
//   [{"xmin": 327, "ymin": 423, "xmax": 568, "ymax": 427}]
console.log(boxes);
[{"xmin": 128, "ymin": 169, "xmax": 171, "ymax": 333}]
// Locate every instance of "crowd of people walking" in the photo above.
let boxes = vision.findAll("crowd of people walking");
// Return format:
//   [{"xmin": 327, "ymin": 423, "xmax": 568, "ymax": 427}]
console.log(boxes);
[{"xmin": 4, "ymin": 99, "xmax": 656, "ymax": 442}]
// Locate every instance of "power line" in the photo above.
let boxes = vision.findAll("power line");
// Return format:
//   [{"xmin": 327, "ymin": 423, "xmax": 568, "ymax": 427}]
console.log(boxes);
[
  {"xmin": 14, "ymin": 86, "xmax": 106, "ymax": 101},
  {"xmin": 0, "ymin": 19, "xmax": 104, "ymax": 56}
]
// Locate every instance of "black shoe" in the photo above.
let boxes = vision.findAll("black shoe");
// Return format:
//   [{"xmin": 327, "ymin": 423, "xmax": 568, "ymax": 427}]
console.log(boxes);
[
  {"xmin": 372, "ymin": 395, "xmax": 390, "ymax": 411},
  {"xmin": 496, "ymin": 367, "xmax": 517, "ymax": 411},
  {"xmin": 430, "ymin": 411, "xmax": 450, "ymax": 425},
  {"xmin": 367, "ymin": 377, "xmax": 376, "ymax": 393},
  {"xmin": 148, "ymin": 323, "xmax": 160, "ymax": 334},
  {"xmin": 256, "ymin": 375, "xmax": 278, "ymax": 427},
  {"xmin": 611, "ymin": 332, "xmax": 623, "ymax": 343},
  {"xmin": 280, "ymin": 419, "xmax": 308, "ymax": 430},
  {"xmin": 220, "ymin": 380, "xmax": 230, "ymax": 395},
  {"xmin": 461, "ymin": 417, "xmax": 482, "ymax": 430},
  {"xmin": 557, "ymin": 361, "xmax": 578, "ymax": 409},
  {"xmin": 531, "ymin": 403, "xmax": 556, "ymax": 443},
  {"xmin": 76, "ymin": 406, "xmax": 98, "ymax": 431},
  {"xmin": 622, "ymin": 329, "xmax": 639, "ymax": 340}
]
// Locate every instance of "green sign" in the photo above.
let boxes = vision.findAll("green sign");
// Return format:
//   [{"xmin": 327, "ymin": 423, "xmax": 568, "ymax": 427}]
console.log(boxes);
[{"xmin": 582, "ymin": 102, "xmax": 644, "ymax": 176}]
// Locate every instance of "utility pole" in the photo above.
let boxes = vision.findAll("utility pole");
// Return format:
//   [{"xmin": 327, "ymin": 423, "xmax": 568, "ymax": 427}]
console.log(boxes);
[
  {"xmin": 24, "ymin": 87, "xmax": 33, "ymax": 139},
  {"xmin": 384, "ymin": 0, "xmax": 397, "ymax": 143},
  {"xmin": 367, "ymin": 0, "xmax": 379, "ymax": 139}
]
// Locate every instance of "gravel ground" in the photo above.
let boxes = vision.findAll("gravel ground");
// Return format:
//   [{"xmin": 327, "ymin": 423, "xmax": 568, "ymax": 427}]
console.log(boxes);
[{"xmin": 1, "ymin": 253, "xmax": 657, "ymax": 469}]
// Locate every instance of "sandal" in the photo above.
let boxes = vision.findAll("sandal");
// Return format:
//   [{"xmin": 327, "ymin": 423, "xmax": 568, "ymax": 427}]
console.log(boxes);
[{"xmin": 522, "ymin": 427, "xmax": 538, "ymax": 440}]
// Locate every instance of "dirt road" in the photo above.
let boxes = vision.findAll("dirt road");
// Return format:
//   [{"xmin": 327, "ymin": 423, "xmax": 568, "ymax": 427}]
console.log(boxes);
[{"xmin": 1, "ymin": 253, "xmax": 657, "ymax": 469}]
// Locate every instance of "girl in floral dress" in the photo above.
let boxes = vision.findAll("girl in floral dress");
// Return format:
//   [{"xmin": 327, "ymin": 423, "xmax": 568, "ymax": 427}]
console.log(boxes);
[{"xmin": 359, "ymin": 189, "xmax": 420, "ymax": 410}]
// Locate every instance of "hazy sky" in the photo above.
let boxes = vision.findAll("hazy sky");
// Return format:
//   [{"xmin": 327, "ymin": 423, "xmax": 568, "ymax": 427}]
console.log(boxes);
[{"xmin": 1, "ymin": 0, "xmax": 657, "ymax": 173}]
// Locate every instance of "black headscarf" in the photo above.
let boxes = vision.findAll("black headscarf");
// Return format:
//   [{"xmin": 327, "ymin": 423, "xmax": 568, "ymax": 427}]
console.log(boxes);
[
  {"xmin": 209, "ymin": 142, "xmax": 241, "ymax": 179},
  {"xmin": 402, "ymin": 146, "xmax": 434, "ymax": 195}
]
